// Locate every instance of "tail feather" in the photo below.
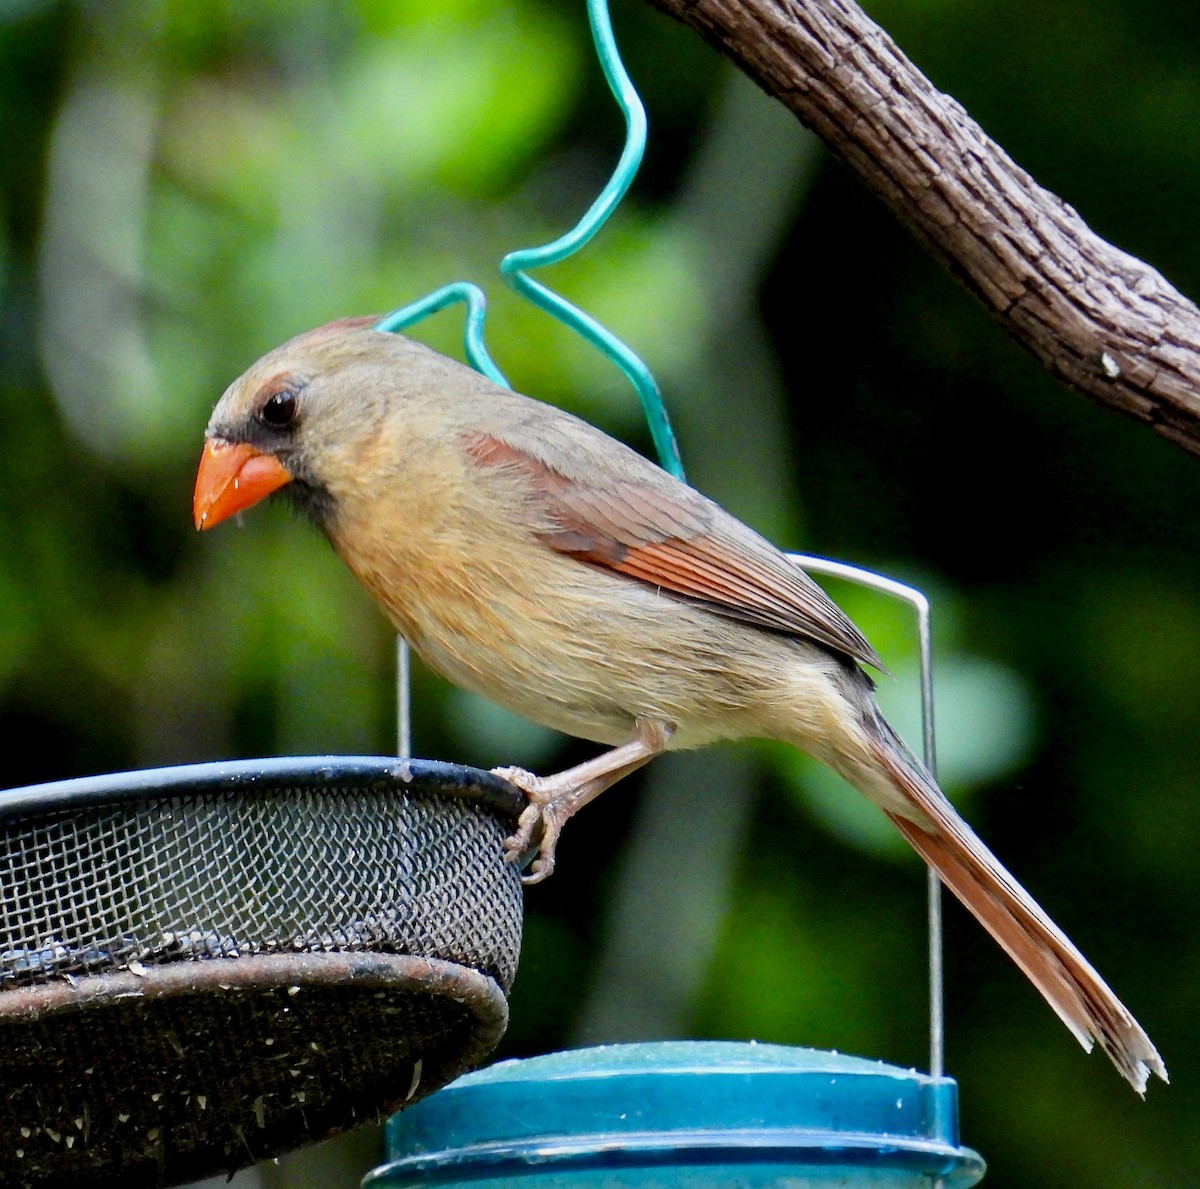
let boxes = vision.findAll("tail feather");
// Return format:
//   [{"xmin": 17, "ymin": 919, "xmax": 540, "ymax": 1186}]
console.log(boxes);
[{"xmin": 870, "ymin": 734, "xmax": 1166, "ymax": 1094}]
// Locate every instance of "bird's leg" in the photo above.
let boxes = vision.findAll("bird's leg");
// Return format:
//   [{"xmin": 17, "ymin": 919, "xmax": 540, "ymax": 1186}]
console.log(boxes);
[{"xmin": 495, "ymin": 718, "xmax": 672, "ymax": 884}]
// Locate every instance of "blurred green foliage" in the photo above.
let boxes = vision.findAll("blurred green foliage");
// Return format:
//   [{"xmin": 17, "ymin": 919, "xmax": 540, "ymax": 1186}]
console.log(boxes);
[{"xmin": 2, "ymin": 1, "xmax": 1199, "ymax": 1185}]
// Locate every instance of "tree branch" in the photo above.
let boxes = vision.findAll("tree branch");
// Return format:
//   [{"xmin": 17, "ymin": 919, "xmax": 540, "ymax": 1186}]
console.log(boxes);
[{"xmin": 645, "ymin": 0, "xmax": 1200, "ymax": 455}]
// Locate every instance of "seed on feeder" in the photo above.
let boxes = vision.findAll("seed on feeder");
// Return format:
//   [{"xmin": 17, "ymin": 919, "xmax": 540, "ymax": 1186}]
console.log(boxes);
[{"xmin": 405, "ymin": 1059, "xmax": 423, "ymax": 1101}]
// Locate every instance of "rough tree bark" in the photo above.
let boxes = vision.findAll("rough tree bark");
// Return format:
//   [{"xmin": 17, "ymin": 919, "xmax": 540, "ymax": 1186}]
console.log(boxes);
[{"xmin": 644, "ymin": 0, "xmax": 1200, "ymax": 456}]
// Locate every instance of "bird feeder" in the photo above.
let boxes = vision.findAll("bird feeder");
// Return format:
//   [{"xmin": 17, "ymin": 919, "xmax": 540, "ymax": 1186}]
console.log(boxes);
[
  {"xmin": 367, "ymin": 1041, "xmax": 985, "ymax": 1188},
  {"xmin": 0, "ymin": 757, "xmax": 524, "ymax": 1186}
]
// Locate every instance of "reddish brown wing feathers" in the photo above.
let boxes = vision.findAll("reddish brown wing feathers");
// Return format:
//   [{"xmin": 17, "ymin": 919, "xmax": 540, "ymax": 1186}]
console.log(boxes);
[{"xmin": 464, "ymin": 431, "xmax": 883, "ymax": 670}]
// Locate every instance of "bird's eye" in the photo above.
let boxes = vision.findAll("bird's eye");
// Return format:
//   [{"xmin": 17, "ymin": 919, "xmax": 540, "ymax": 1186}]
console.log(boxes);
[{"xmin": 258, "ymin": 388, "xmax": 298, "ymax": 429}]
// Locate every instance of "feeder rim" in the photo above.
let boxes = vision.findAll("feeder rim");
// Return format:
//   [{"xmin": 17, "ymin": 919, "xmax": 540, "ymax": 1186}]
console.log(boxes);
[{"xmin": 0, "ymin": 755, "xmax": 526, "ymax": 822}]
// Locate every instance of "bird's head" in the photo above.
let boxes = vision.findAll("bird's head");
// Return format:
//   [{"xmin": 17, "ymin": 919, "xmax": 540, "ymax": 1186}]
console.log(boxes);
[{"xmin": 193, "ymin": 316, "xmax": 400, "ymax": 532}]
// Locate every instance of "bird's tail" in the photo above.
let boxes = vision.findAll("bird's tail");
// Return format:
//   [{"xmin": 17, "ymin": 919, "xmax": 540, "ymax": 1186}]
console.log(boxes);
[{"xmin": 868, "ymin": 721, "xmax": 1166, "ymax": 1094}]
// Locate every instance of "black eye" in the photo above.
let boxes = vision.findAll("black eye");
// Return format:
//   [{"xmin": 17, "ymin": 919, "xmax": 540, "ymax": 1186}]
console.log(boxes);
[{"xmin": 258, "ymin": 388, "xmax": 298, "ymax": 429}]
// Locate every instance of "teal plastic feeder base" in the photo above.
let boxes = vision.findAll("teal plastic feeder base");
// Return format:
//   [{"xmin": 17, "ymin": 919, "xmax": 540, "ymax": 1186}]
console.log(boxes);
[{"xmin": 366, "ymin": 1041, "xmax": 985, "ymax": 1187}]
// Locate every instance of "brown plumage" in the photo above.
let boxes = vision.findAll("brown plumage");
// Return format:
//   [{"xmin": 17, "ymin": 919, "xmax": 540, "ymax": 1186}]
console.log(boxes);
[{"xmin": 194, "ymin": 319, "xmax": 1166, "ymax": 1093}]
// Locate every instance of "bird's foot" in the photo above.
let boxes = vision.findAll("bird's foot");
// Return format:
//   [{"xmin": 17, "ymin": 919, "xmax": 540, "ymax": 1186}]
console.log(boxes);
[
  {"xmin": 491, "ymin": 727, "xmax": 670, "ymax": 884},
  {"xmin": 492, "ymin": 766, "xmax": 574, "ymax": 885}
]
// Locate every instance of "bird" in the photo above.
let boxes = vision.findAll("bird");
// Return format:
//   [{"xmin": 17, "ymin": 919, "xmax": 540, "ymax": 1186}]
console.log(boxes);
[{"xmin": 193, "ymin": 316, "xmax": 1166, "ymax": 1093}]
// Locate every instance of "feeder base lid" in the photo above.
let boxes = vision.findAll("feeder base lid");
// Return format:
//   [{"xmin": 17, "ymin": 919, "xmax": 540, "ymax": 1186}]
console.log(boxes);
[{"xmin": 372, "ymin": 1041, "xmax": 986, "ymax": 1188}]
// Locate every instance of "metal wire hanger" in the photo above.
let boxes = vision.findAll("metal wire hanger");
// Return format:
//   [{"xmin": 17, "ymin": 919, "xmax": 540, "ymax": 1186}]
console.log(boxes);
[{"xmin": 373, "ymin": 0, "xmax": 946, "ymax": 1088}]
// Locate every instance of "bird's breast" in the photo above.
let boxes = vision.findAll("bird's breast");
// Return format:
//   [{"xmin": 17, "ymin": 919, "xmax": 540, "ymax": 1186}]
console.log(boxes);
[
  {"xmin": 327, "ymin": 495, "xmax": 635, "ymax": 742},
  {"xmin": 327, "ymin": 507, "xmax": 767, "ymax": 747}
]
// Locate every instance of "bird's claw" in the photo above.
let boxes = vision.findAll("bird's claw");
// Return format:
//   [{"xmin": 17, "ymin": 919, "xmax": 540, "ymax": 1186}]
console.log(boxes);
[{"xmin": 492, "ymin": 765, "xmax": 566, "ymax": 884}]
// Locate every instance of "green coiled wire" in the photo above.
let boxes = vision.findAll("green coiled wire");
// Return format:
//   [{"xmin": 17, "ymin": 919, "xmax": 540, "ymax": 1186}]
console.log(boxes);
[{"xmin": 374, "ymin": 0, "xmax": 685, "ymax": 480}]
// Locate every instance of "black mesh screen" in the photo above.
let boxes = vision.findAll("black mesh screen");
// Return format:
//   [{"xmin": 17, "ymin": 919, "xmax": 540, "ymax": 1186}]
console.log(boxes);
[{"xmin": 0, "ymin": 759, "xmax": 525, "ymax": 1187}]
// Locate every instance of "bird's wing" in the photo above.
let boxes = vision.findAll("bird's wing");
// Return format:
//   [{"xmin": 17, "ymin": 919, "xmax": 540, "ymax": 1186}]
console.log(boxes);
[{"xmin": 464, "ymin": 429, "xmax": 883, "ymax": 670}]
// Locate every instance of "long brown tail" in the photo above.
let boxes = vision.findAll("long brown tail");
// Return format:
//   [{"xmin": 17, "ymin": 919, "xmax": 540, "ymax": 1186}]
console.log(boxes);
[{"xmin": 870, "ymin": 730, "xmax": 1166, "ymax": 1094}]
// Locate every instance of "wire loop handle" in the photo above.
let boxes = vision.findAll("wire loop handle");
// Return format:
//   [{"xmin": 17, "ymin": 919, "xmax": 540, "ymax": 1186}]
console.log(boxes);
[
  {"xmin": 795, "ymin": 555, "xmax": 944, "ymax": 1082},
  {"xmin": 375, "ymin": 0, "xmax": 945, "ymax": 1091}
]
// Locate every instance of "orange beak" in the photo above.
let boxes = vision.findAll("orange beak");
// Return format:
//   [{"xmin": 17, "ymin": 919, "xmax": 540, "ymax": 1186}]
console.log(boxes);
[{"xmin": 193, "ymin": 438, "xmax": 293, "ymax": 530}]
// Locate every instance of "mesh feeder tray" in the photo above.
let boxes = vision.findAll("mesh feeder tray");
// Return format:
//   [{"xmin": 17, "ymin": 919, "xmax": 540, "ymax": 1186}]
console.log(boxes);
[{"xmin": 0, "ymin": 755, "xmax": 526, "ymax": 1188}]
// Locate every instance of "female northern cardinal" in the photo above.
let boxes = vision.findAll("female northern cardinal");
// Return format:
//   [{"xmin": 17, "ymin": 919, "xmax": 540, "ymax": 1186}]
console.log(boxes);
[{"xmin": 194, "ymin": 317, "xmax": 1165, "ymax": 1092}]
